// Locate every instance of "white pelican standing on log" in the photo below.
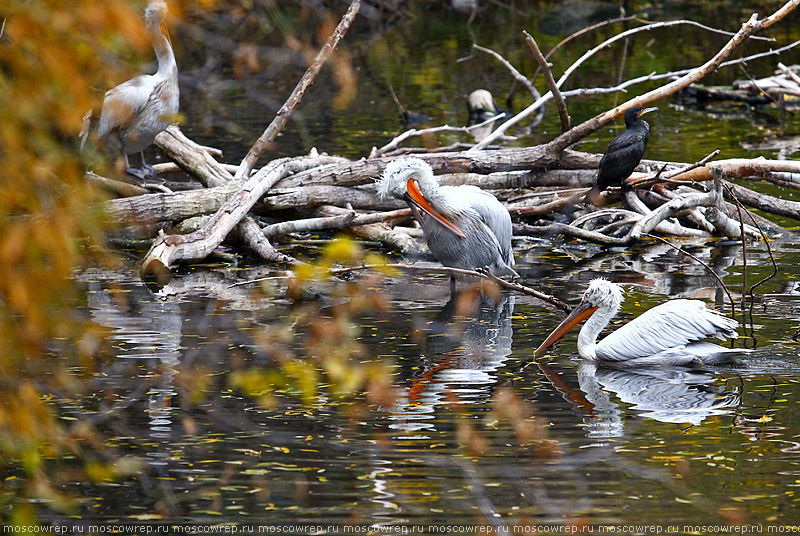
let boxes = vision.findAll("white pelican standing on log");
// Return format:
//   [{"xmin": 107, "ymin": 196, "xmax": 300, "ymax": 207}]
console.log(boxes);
[
  {"xmin": 97, "ymin": 0, "xmax": 179, "ymax": 180},
  {"xmin": 534, "ymin": 279, "xmax": 740, "ymax": 367},
  {"xmin": 377, "ymin": 157, "xmax": 517, "ymax": 288}
]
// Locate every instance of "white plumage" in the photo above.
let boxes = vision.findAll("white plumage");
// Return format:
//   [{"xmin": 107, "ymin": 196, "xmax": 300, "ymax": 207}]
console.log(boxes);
[
  {"xmin": 377, "ymin": 158, "xmax": 517, "ymax": 282},
  {"xmin": 535, "ymin": 279, "xmax": 739, "ymax": 366},
  {"xmin": 97, "ymin": 1, "xmax": 178, "ymax": 179}
]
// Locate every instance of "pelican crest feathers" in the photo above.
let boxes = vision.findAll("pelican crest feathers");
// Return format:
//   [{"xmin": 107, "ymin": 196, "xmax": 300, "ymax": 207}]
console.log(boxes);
[
  {"xmin": 582, "ymin": 278, "xmax": 624, "ymax": 314},
  {"xmin": 145, "ymin": 0, "xmax": 168, "ymax": 25},
  {"xmin": 377, "ymin": 158, "xmax": 434, "ymax": 201}
]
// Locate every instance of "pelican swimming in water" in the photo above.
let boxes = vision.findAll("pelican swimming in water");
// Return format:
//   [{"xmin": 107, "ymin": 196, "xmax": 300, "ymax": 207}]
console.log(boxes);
[
  {"xmin": 534, "ymin": 279, "xmax": 739, "ymax": 367},
  {"xmin": 377, "ymin": 158, "xmax": 517, "ymax": 287},
  {"xmin": 97, "ymin": 0, "xmax": 179, "ymax": 180}
]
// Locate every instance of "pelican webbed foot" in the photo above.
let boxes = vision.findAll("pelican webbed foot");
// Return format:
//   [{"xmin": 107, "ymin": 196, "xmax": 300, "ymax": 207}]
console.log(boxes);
[{"xmin": 125, "ymin": 165, "xmax": 158, "ymax": 181}]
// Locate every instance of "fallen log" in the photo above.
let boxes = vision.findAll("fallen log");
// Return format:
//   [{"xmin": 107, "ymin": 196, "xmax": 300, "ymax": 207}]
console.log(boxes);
[
  {"xmin": 262, "ymin": 208, "xmax": 413, "ymax": 239},
  {"xmin": 140, "ymin": 156, "xmax": 343, "ymax": 275},
  {"xmin": 678, "ymin": 84, "xmax": 773, "ymax": 106},
  {"xmin": 721, "ymin": 179, "xmax": 800, "ymax": 221},
  {"xmin": 314, "ymin": 206, "xmax": 423, "ymax": 255},
  {"xmin": 93, "ymin": 1, "xmax": 797, "ymax": 280},
  {"xmin": 110, "ymin": 148, "xmax": 800, "ymax": 257},
  {"xmin": 155, "ymin": 125, "xmax": 232, "ymax": 187}
]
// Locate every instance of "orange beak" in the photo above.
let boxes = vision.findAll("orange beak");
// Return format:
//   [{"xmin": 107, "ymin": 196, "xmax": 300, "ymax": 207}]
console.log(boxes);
[
  {"xmin": 534, "ymin": 300, "xmax": 598, "ymax": 357},
  {"xmin": 161, "ymin": 22, "xmax": 172, "ymax": 46},
  {"xmin": 404, "ymin": 179, "xmax": 465, "ymax": 238}
]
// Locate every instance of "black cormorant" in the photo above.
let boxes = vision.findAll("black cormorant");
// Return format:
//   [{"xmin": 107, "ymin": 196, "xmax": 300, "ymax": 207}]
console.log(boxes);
[{"xmin": 584, "ymin": 106, "xmax": 658, "ymax": 206}]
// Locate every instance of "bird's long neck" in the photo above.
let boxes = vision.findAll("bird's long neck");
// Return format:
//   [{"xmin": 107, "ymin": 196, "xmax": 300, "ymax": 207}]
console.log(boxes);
[
  {"xmin": 149, "ymin": 20, "xmax": 177, "ymax": 78},
  {"xmin": 626, "ymin": 116, "xmax": 650, "ymax": 134},
  {"xmin": 414, "ymin": 171, "xmax": 459, "ymax": 218},
  {"xmin": 577, "ymin": 303, "xmax": 618, "ymax": 360}
]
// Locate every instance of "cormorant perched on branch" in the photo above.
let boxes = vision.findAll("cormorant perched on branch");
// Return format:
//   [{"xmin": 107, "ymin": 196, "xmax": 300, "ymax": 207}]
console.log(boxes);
[{"xmin": 584, "ymin": 106, "xmax": 658, "ymax": 206}]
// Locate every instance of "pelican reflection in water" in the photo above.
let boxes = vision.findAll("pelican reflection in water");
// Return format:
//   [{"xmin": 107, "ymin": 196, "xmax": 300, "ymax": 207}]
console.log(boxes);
[
  {"xmin": 388, "ymin": 293, "xmax": 515, "ymax": 432},
  {"xmin": 377, "ymin": 158, "xmax": 517, "ymax": 290},
  {"xmin": 96, "ymin": 0, "xmax": 179, "ymax": 180},
  {"xmin": 535, "ymin": 279, "xmax": 739, "ymax": 367},
  {"xmin": 577, "ymin": 362, "xmax": 741, "ymax": 438}
]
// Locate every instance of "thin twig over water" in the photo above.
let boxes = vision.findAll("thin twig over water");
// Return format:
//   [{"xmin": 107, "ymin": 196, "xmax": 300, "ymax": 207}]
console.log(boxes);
[{"xmin": 645, "ymin": 234, "xmax": 736, "ymax": 320}]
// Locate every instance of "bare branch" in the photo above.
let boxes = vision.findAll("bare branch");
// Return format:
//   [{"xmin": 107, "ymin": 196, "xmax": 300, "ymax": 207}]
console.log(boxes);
[
  {"xmin": 86, "ymin": 171, "xmax": 149, "ymax": 197},
  {"xmin": 262, "ymin": 208, "xmax": 412, "ymax": 238},
  {"xmin": 233, "ymin": 0, "xmax": 361, "ymax": 181},
  {"xmin": 140, "ymin": 157, "xmax": 341, "ymax": 274},
  {"xmin": 534, "ymin": 16, "xmax": 639, "ymax": 79},
  {"xmin": 315, "ymin": 206, "xmax": 422, "ymax": 255},
  {"xmin": 524, "ymin": 31, "xmax": 569, "ymax": 132},
  {"xmin": 473, "ymin": 7, "xmax": 796, "ymax": 150},
  {"xmin": 155, "ymin": 125, "xmax": 232, "ymax": 187},
  {"xmin": 369, "ymin": 114, "xmax": 506, "ymax": 158},
  {"xmin": 629, "ymin": 150, "xmax": 720, "ymax": 188},
  {"xmin": 235, "ymin": 217, "xmax": 301, "ymax": 265},
  {"xmin": 472, "ymin": 44, "xmax": 541, "ymax": 101}
]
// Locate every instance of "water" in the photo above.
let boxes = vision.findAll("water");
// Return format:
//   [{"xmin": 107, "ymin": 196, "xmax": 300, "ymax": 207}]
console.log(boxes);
[
  {"xmin": 38, "ymin": 0, "xmax": 800, "ymax": 531},
  {"xmin": 63, "ymin": 239, "xmax": 800, "ymax": 528}
]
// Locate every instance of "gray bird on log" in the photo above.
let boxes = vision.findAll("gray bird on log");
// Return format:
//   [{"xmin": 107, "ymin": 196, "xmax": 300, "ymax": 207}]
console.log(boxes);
[
  {"xmin": 377, "ymin": 157, "xmax": 517, "ymax": 289},
  {"xmin": 584, "ymin": 106, "xmax": 658, "ymax": 205},
  {"xmin": 97, "ymin": 1, "xmax": 179, "ymax": 180}
]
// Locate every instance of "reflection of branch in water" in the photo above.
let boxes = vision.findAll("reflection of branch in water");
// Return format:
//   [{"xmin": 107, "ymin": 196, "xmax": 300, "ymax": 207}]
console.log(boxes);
[
  {"xmin": 724, "ymin": 185, "xmax": 779, "ymax": 350},
  {"xmin": 458, "ymin": 459, "xmax": 508, "ymax": 533},
  {"xmin": 329, "ymin": 263, "xmax": 570, "ymax": 311},
  {"xmin": 645, "ymin": 234, "xmax": 736, "ymax": 321}
]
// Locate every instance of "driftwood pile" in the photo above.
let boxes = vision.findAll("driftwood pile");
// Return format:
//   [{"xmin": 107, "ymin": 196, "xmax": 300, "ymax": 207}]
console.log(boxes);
[
  {"xmin": 681, "ymin": 62, "xmax": 800, "ymax": 109},
  {"xmin": 89, "ymin": 1, "xmax": 800, "ymax": 283}
]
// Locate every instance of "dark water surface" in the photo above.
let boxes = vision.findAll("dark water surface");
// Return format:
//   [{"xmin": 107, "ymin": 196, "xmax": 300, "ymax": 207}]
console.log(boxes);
[
  {"xmin": 59, "ymin": 0, "xmax": 800, "ymax": 531},
  {"xmin": 72, "ymin": 241, "xmax": 800, "ymax": 528}
]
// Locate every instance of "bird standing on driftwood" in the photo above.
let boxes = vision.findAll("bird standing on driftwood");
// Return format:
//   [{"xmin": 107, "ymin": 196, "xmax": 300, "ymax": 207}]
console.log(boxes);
[
  {"xmin": 97, "ymin": 0, "xmax": 179, "ymax": 180},
  {"xmin": 377, "ymin": 158, "xmax": 518, "ymax": 290},
  {"xmin": 584, "ymin": 106, "xmax": 658, "ymax": 206}
]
